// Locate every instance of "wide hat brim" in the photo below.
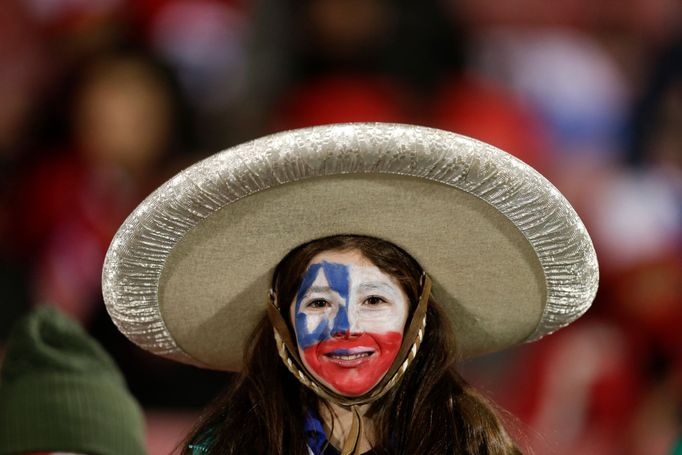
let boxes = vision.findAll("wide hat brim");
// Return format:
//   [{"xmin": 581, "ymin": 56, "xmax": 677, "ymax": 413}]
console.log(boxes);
[{"xmin": 102, "ymin": 123, "xmax": 598, "ymax": 371}]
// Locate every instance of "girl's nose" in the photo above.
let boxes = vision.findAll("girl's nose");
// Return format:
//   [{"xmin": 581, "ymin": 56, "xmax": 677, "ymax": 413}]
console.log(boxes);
[
  {"xmin": 332, "ymin": 329, "xmax": 349, "ymax": 338},
  {"xmin": 332, "ymin": 329, "xmax": 361, "ymax": 339},
  {"xmin": 330, "ymin": 304, "xmax": 360, "ymax": 337}
]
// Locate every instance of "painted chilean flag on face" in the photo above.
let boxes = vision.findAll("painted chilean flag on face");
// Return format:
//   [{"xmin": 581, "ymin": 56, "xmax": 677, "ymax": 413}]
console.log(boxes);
[{"xmin": 293, "ymin": 254, "xmax": 408, "ymax": 396}]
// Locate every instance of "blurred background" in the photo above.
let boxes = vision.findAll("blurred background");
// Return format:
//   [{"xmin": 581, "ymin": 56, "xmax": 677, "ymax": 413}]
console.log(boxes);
[{"xmin": 0, "ymin": 0, "xmax": 680, "ymax": 453}]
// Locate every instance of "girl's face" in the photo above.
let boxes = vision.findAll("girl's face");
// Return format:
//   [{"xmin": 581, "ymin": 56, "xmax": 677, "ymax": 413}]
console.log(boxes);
[{"xmin": 290, "ymin": 249, "xmax": 409, "ymax": 396}]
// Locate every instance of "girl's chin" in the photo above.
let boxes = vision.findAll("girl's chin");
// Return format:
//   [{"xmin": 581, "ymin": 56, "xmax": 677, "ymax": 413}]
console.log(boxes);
[
  {"xmin": 325, "ymin": 380, "xmax": 379, "ymax": 397},
  {"xmin": 314, "ymin": 366, "xmax": 387, "ymax": 397}
]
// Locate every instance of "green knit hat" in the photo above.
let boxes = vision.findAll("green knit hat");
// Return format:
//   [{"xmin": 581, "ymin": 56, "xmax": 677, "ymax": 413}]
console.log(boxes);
[{"xmin": 0, "ymin": 306, "xmax": 147, "ymax": 455}]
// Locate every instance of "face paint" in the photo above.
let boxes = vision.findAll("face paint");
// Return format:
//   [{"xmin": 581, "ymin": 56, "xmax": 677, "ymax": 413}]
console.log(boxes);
[{"xmin": 291, "ymin": 250, "xmax": 409, "ymax": 396}]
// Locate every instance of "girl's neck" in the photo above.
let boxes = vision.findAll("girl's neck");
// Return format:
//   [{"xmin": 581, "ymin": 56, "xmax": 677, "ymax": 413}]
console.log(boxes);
[{"xmin": 319, "ymin": 402, "xmax": 375, "ymax": 453}]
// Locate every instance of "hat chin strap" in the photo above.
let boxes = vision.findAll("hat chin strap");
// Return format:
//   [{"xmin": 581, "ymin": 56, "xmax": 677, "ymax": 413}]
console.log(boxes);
[{"xmin": 267, "ymin": 274, "xmax": 432, "ymax": 455}]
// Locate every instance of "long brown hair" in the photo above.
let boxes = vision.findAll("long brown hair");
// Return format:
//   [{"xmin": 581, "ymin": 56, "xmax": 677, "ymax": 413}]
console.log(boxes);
[{"xmin": 182, "ymin": 235, "xmax": 522, "ymax": 454}]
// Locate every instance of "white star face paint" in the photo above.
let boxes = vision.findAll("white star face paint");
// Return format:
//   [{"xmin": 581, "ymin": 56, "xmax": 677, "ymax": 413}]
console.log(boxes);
[{"xmin": 290, "ymin": 250, "xmax": 409, "ymax": 396}]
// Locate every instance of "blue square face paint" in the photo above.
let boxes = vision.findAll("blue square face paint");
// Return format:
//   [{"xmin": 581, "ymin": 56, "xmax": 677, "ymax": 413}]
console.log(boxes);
[{"xmin": 294, "ymin": 261, "xmax": 351, "ymax": 349}]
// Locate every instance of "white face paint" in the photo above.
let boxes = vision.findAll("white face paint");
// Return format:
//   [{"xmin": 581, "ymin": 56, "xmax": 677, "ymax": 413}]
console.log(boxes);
[{"xmin": 291, "ymin": 249, "xmax": 409, "ymax": 396}]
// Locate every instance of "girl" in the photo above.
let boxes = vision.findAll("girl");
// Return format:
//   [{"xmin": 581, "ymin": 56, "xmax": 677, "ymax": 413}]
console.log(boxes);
[
  {"xmin": 102, "ymin": 123, "xmax": 598, "ymax": 454},
  {"xmin": 184, "ymin": 234, "xmax": 522, "ymax": 454}
]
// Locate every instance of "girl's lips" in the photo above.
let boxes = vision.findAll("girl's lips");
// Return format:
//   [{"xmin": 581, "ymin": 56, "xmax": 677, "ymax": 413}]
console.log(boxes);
[
  {"xmin": 324, "ymin": 346, "xmax": 375, "ymax": 356},
  {"xmin": 323, "ymin": 350, "xmax": 376, "ymax": 368},
  {"xmin": 313, "ymin": 334, "xmax": 381, "ymax": 368}
]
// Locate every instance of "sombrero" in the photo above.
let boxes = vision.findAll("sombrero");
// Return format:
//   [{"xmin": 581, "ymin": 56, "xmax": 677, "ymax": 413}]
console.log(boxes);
[{"xmin": 102, "ymin": 123, "xmax": 598, "ymax": 372}]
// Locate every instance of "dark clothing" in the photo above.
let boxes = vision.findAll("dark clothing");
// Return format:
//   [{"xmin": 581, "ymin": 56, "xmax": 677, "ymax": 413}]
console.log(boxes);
[{"xmin": 189, "ymin": 411, "xmax": 378, "ymax": 454}]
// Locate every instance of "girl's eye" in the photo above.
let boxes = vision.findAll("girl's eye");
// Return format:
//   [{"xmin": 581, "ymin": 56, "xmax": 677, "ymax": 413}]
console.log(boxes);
[
  {"xmin": 364, "ymin": 296, "xmax": 387, "ymax": 306},
  {"xmin": 306, "ymin": 299, "xmax": 330, "ymax": 309}
]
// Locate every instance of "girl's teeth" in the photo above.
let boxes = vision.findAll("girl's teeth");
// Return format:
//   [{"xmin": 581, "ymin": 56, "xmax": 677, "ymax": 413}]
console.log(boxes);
[{"xmin": 330, "ymin": 352, "xmax": 371, "ymax": 360}]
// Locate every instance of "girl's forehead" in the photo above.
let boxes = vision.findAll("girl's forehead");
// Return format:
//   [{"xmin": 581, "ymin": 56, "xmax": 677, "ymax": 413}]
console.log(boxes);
[
  {"xmin": 302, "ymin": 249, "xmax": 401, "ymax": 290},
  {"xmin": 307, "ymin": 249, "xmax": 372, "ymax": 268}
]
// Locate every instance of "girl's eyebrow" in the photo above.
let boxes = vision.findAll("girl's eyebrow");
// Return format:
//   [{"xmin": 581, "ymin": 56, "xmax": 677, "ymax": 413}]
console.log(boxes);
[
  {"xmin": 357, "ymin": 282, "xmax": 396, "ymax": 293},
  {"xmin": 303, "ymin": 286, "xmax": 335, "ymax": 295}
]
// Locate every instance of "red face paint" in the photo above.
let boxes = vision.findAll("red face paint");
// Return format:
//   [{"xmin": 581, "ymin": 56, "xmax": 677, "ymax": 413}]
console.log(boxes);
[{"xmin": 302, "ymin": 331, "xmax": 403, "ymax": 396}]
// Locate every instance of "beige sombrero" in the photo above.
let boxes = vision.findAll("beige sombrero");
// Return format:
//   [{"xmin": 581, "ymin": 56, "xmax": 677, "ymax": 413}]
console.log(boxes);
[{"xmin": 102, "ymin": 123, "xmax": 598, "ymax": 371}]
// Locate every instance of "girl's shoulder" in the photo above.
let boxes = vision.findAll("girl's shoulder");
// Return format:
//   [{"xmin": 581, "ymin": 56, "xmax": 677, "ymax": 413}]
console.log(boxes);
[
  {"xmin": 188, "ymin": 441, "xmax": 210, "ymax": 454},
  {"xmin": 188, "ymin": 441, "xmax": 315, "ymax": 455}
]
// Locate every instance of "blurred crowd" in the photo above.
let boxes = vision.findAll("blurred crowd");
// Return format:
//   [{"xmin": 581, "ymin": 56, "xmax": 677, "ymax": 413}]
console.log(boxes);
[{"xmin": 0, "ymin": 0, "xmax": 680, "ymax": 453}]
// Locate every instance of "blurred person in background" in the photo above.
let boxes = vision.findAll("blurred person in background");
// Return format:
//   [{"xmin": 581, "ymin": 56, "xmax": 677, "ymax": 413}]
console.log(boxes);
[
  {"xmin": 2, "ymin": 43, "xmax": 229, "ymax": 423},
  {"xmin": 259, "ymin": 0, "xmax": 550, "ymax": 174},
  {"xmin": 460, "ymin": 12, "xmax": 682, "ymax": 454},
  {"xmin": 0, "ymin": 0, "xmax": 52, "ymax": 345},
  {"xmin": 0, "ymin": 3, "xmax": 252, "ymax": 450},
  {"xmin": 583, "ymin": 34, "xmax": 682, "ymax": 455},
  {"xmin": 137, "ymin": 0, "xmax": 250, "ymax": 149},
  {"xmin": 0, "ymin": 305, "xmax": 147, "ymax": 455},
  {"xmin": 12, "ymin": 48, "xmax": 189, "ymax": 325},
  {"xmin": 265, "ymin": 0, "xmax": 413, "ymax": 130}
]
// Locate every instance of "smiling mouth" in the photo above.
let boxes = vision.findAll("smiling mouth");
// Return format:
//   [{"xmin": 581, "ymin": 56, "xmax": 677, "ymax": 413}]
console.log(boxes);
[{"xmin": 325, "ymin": 351, "xmax": 374, "ymax": 361}]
